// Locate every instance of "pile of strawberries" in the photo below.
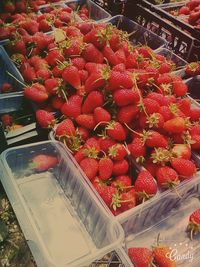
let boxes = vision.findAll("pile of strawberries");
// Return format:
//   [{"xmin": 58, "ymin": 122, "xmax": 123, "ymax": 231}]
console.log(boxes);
[
  {"xmin": 169, "ymin": 0, "xmax": 200, "ymax": 29},
  {"xmin": 2, "ymin": 3, "xmax": 200, "ymax": 216}
]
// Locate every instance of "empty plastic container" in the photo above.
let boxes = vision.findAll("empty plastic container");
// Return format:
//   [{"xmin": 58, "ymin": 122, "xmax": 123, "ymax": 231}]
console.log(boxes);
[
  {"xmin": 0, "ymin": 140, "xmax": 124, "ymax": 267},
  {"xmin": 104, "ymin": 15, "xmax": 167, "ymax": 50}
]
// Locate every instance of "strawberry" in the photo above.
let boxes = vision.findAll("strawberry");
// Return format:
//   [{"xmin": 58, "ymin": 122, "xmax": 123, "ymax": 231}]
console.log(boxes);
[
  {"xmin": 143, "ymin": 159, "xmax": 159, "ymax": 177},
  {"xmin": 146, "ymin": 112, "xmax": 165, "ymax": 129},
  {"xmin": 170, "ymin": 158, "xmax": 196, "ymax": 178},
  {"xmin": 128, "ymin": 247, "xmax": 153, "ymax": 267},
  {"xmin": 118, "ymin": 188, "xmax": 136, "ymax": 212},
  {"xmin": 44, "ymin": 78, "xmax": 61, "ymax": 96},
  {"xmin": 112, "ymin": 159, "xmax": 129, "ymax": 176},
  {"xmin": 36, "ymin": 69, "xmax": 50, "ymax": 81},
  {"xmin": 134, "ymin": 170, "xmax": 157, "ymax": 202},
  {"xmin": 147, "ymin": 92, "xmax": 168, "ymax": 106},
  {"xmin": 83, "ymin": 137, "xmax": 100, "ymax": 157},
  {"xmin": 108, "ymin": 144, "xmax": 127, "ymax": 161},
  {"xmin": 117, "ymin": 105, "xmax": 139, "ymax": 124},
  {"xmin": 82, "ymin": 91, "xmax": 104, "ymax": 114},
  {"xmin": 108, "ymin": 70, "xmax": 133, "ymax": 91},
  {"xmin": 74, "ymin": 148, "xmax": 85, "ymax": 164},
  {"xmin": 106, "ymin": 121, "xmax": 126, "ymax": 141},
  {"xmin": 62, "ymin": 65, "xmax": 81, "ymax": 90},
  {"xmin": 94, "ymin": 107, "xmax": 111, "ymax": 124},
  {"xmin": 171, "ymin": 144, "xmax": 191, "ymax": 159},
  {"xmin": 1, "ymin": 114, "xmax": 13, "ymax": 127},
  {"xmin": 99, "ymin": 137, "xmax": 116, "ymax": 153},
  {"xmin": 24, "ymin": 83, "xmax": 48, "ymax": 103},
  {"xmin": 22, "ymin": 66, "xmax": 37, "ymax": 83},
  {"xmin": 159, "ymin": 106, "xmax": 173, "ymax": 122},
  {"xmin": 79, "ymin": 69, "xmax": 88, "ymax": 83},
  {"xmin": 190, "ymin": 125, "xmax": 200, "ymax": 135},
  {"xmin": 185, "ymin": 62, "xmax": 200, "ymax": 76},
  {"xmin": 172, "ymin": 80, "xmax": 188, "ymax": 97},
  {"xmin": 99, "ymin": 157, "xmax": 114, "ymax": 180},
  {"xmin": 61, "ymin": 95, "xmax": 82, "ymax": 119},
  {"xmin": 130, "ymin": 137, "xmax": 146, "ymax": 160},
  {"xmin": 45, "ymin": 49, "xmax": 64, "ymax": 67},
  {"xmin": 156, "ymin": 166, "xmax": 180, "ymax": 189},
  {"xmin": 3, "ymin": 0, "xmax": 15, "ymax": 13},
  {"xmin": 113, "ymin": 88, "xmax": 140, "ymax": 107},
  {"xmin": 153, "ymin": 246, "xmax": 177, "ymax": 267},
  {"xmin": 0, "ymin": 82, "xmax": 13, "ymax": 93},
  {"xmin": 141, "ymin": 98, "xmax": 160, "ymax": 115},
  {"xmin": 76, "ymin": 114, "xmax": 95, "ymax": 130},
  {"xmin": 62, "ymin": 38, "xmax": 83, "ymax": 57},
  {"xmin": 79, "ymin": 158, "xmax": 98, "ymax": 180},
  {"xmin": 77, "ymin": 127, "xmax": 89, "ymax": 141},
  {"xmin": 187, "ymin": 208, "xmax": 200, "ymax": 239},
  {"xmin": 31, "ymin": 154, "xmax": 58, "ymax": 172},
  {"xmin": 145, "ymin": 130, "xmax": 168, "ymax": 148},
  {"xmin": 111, "ymin": 175, "xmax": 132, "ymax": 188},
  {"xmin": 71, "ymin": 57, "xmax": 86, "ymax": 70},
  {"xmin": 163, "ymin": 117, "xmax": 186, "ymax": 134},
  {"xmin": 55, "ymin": 119, "xmax": 76, "ymax": 138},
  {"xmin": 103, "ymin": 44, "xmax": 120, "ymax": 66},
  {"xmin": 97, "ymin": 185, "xmax": 117, "ymax": 207},
  {"xmin": 82, "ymin": 43, "xmax": 104, "ymax": 64},
  {"xmin": 190, "ymin": 109, "xmax": 200, "ymax": 121},
  {"xmin": 51, "ymin": 96, "xmax": 65, "ymax": 110},
  {"xmin": 191, "ymin": 134, "xmax": 200, "ymax": 149},
  {"xmin": 112, "ymin": 63, "xmax": 126, "ymax": 72},
  {"xmin": 35, "ymin": 109, "xmax": 56, "ymax": 128}
]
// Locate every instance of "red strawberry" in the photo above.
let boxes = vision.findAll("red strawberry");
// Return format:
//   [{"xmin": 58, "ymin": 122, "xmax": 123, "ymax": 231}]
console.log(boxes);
[
  {"xmin": 108, "ymin": 70, "xmax": 133, "ymax": 91},
  {"xmin": 99, "ymin": 157, "xmax": 114, "ymax": 180},
  {"xmin": 97, "ymin": 185, "xmax": 117, "ymax": 207},
  {"xmin": 0, "ymin": 82, "xmax": 13, "ymax": 93},
  {"xmin": 62, "ymin": 65, "xmax": 81, "ymax": 90},
  {"xmin": 163, "ymin": 117, "xmax": 186, "ymax": 134},
  {"xmin": 99, "ymin": 137, "xmax": 116, "ymax": 153},
  {"xmin": 130, "ymin": 137, "xmax": 146, "ymax": 160},
  {"xmin": 111, "ymin": 175, "xmax": 132, "ymax": 188},
  {"xmin": 61, "ymin": 95, "xmax": 82, "ymax": 119},
  {"xmin": 145, "ymin": 130, "xmax": 168, "ymax": 148},
  {"xmin": 1, "ymin": 114, "xmax": 13, "ymax": 127},
  {"xmin": 153, "ymin": 246, "xmax": 176, "ymax": 267},
  {"xmin": 143, "ymin": 159, "xmax": 159, "ymax": 177},
  {"xmin": 31, "ymin": 154, "xmax": 58, "ymax": 172},
  {"xmin": 82, "ymin": 91, "xmax": 104, "ymax": 114},
  {"xmin": 24, "ymin": 83, "xmax": 48, "ymax": 103},
  {"xmin": 128, "ymin": 247, "xmax": 153, "ymax": 267},
  {"xmin": 82, "ymin": 43, "xmax": 104, "ymax": 64},
  {"xmin": 117, "ymin": 105, "xmax": 138, "ymax": 124},
  {"xmin": 22, "ymin": 66, "xmax": 37, "ymax": 83},
  {"xmin": 190, "ymin": 109, "xmax": 200, "ymax": 121},
  {"xmin": 103, "ymin": 44, "xmax": 120, "ymax": 66},
  {"xmin": 80, "ymin": 158, "xmax": 98, "ymax": 180},
  {"xmin": 170, "ymin": 158, "xmax": 196, "ymax": 178},
  {"xmin": 106, "ymin": 121, "xmax": 126, "ymax": 141},
  {"xmin": 4, "ymin": 0, "xmax": 15, "ymax": 13},
  {"xmin": 142, "ymin": 98, "xmax": 160, "ymax": 115},
  {"xmin": 76, "ymin": 114, "xmax": 95, "ymax": 130},
  {"xmin": 93, "ymin": 107, "xmax": 111, "ymax": 124},
  {"xmin": 45, "ymin": 50, "xmax": 64, "ymax": 67},
  {"xmin": 146, "ymin": 113, "xmax": 164, "ymax": 129},
  {"xmin": 51, "ymin": 96, "xmax": 65, "ymax": 110},
  {"xmin": 118, "ymin": 188, "xmax": 136, "ymax": 212},
  {"xmin": 84, "ymin": 137, "xmax": 100, "ymax": 155},
  {"xmin": 185, "ymin": 62, "xmax": 200, "ymax": 76},
  {"xmin": 159, "ymin": 106, "xmax": 173, "ymax": 122},
  {"xmin": 112, "ymin": 159, "xmax": 129, "ymax": 176},
  {"xmin": 71, "ymin": 57, "xmax": 86, "ymax": 70},
  {"xmin": 135, "ymin": 170, "xmax": 157, "ymax": 202},
  {"xmin": 55, "ymin": 119, "xmax": 76, "ymax": 137},
  {"xmin": 108, "ymin": 144, "xmax": 127, "ymax": 161},
  {"xmin": 190, "ymin": 125, "xmax": 200, "ymax": 135},
  {"xmin": 191, "ymin": 134, "xmax": 200, "ymax": 149},
  {"xmin": 172, "ymin": 80, "xmax": 188, "ymax": 97},
  {"xmin": 147, "ymin": 92, "xmax": 168, "ymax": 106},
  {"xmin": 156, "ymin": 166, "xmax": 180, "ymax": 189},
  {"xmin": 44, "ymin": 78, "xmax": 61, "ymax": 96},
  {"xmin": 171, "ymin": 144, "xmax": 191, "ymax": 159},
  {"xmin": 187, "ymin": 208, "xmax": 200, "ymax": 239},
  {"xmin": 113, "ymin": 89, "xmax": 140, "ymax": 108},
  {"xmin": 36, "ymin": 109, "xmax": 55, "ymax": 128}
]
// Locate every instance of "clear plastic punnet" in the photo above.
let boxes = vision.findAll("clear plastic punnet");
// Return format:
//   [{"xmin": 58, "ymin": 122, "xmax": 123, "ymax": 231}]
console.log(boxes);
[
  {"xmin": 118, "ymin": 177, "xmax": 200, "ymax": 267},
  {"xmin": 104, "ymin": 15, "xmax": 167, "ymax": 50},
  {"xmin": 0, "ymin": 140, "xmax": 124, "ymax": 267},
  {"xmin": 0, "ymin": 45, "xmax": 24, "ymax": 114},
  {"xmin": 65, "ymin": 0, "xmax": 111, "ymax": 21}
]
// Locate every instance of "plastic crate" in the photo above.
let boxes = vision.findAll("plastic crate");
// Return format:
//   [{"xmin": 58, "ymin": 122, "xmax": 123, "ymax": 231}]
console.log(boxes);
[
  {"xmin": 65, "ymin": 0, "xmax": 111, "ymax": 21},
  {"xmin": 154, "ymin": 1, "xmax": 200, "ymax": 39},
  {"xmin": 104, "ymin": 15, "xmax": 167, "ymax": 50},
  {"xmin": 0, "ymin": 46, "xmax": 25, "ymax": 114},
  {"xmin": 119, "ymin": 177, "xmax": 200, "ymax": 267},
  {"xmin": 0, "ymin": 140, "xmax": 124, "ymax": 267},
  {"xmin": 123, "ymin": 2, "xmax": 200, "ymax": 61}
]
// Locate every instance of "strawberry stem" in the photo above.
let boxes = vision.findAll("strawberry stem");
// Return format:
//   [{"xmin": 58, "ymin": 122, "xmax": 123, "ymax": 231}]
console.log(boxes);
[
  {"xmin": 6, "ymin": 71, "xmax": 27, "ymax": 88},
  {"xmin": 124, "ymin": 123, "xmax": 142, "ymax": 137}
]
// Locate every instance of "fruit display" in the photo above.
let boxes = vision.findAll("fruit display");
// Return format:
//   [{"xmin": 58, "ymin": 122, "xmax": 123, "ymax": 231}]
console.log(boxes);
[
  {"xmin": 161, "ymin": 0, "xmax": 200, "ymax": 29},
  {"xmin": 0, "ymin": 0, "xmax": 200, "ymax": 267}
]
